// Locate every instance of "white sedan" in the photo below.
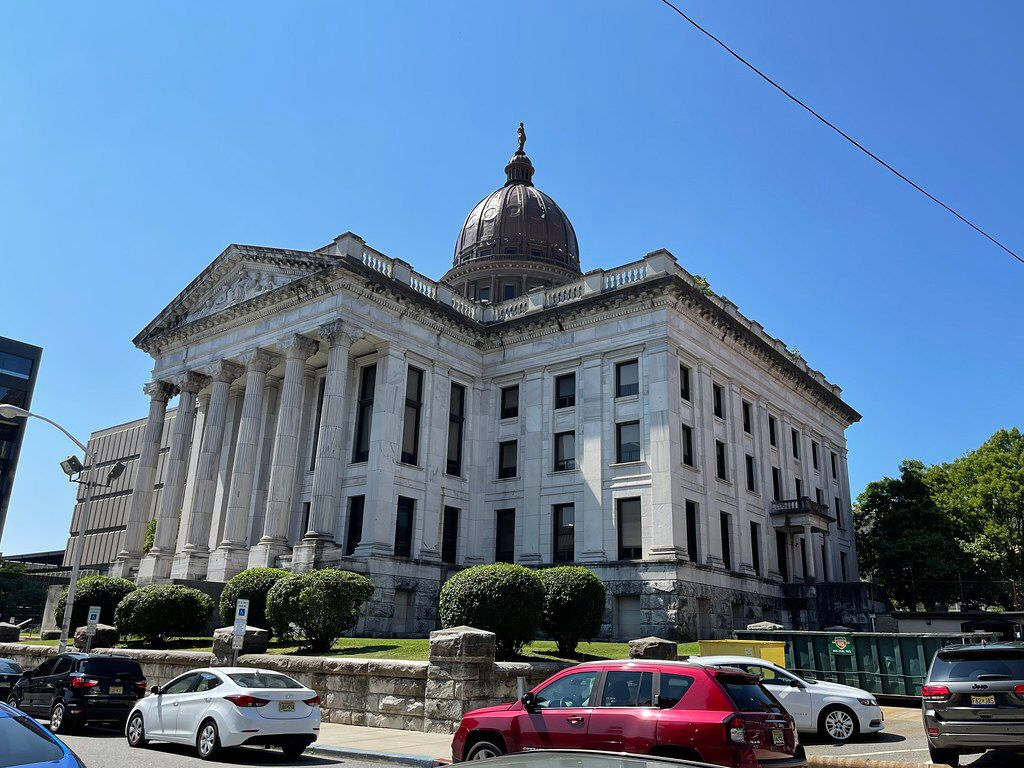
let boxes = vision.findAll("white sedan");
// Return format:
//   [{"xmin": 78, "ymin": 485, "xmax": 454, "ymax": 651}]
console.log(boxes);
[
  {"xmin": 688, "ymin": 655, "xmax": 884, "ymax": 742},
  {"xmin": 124, "ymin": 667, "xmax": 320, "ymax": 759}
]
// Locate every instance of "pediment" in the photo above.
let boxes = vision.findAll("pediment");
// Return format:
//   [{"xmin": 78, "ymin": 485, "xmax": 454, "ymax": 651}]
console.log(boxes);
[{"xmin": 186, "ymin": 263, "xmax": 303, "ymax": 322}]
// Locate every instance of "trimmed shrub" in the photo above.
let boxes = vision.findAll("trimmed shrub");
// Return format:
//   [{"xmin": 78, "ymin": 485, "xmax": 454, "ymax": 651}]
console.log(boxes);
[
  {"xmin": 114, "ymin": 584, "xmax": 214, "ymax": 645},
  {"xmin": 438, "ymin": 563, "xmax": 544, "ymax": 658},
  {"xmin": 538, "ymin": 566, "xmax": 607, "ymax": 655},
  {"xmin": 54, "ymin": 575, "xmax": 136, "ymax": 631},
  {"xmin": 266, "ymin": 569, "xmax": 375, "ymax": 652},
  {"xmin": 218, "ymin": 567, "xmax": 289, "ymax": 634}
]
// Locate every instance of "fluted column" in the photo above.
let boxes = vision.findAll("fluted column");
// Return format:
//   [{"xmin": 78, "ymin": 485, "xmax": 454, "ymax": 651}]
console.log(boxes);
[
  {"xmin": 111, "ymin": 380, "xmax": 175, "ymax": 578},
  {"xmin": 137, "ymin": 371, "xmax": 208, "ymax": 583},
  {"xmin": 248, "ymin": 334, "xmax": 319, "ymax": 568},
  {"xmin": 207, "ymin": 350, "xmax": 278, "ymax": 581}
]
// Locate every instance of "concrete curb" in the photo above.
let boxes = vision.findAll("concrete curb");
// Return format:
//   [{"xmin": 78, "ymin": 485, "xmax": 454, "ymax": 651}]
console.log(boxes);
[
  {"xmin": 306, "ymin": 743, "xmax": 448, "ymax": 766},
  {"xmin": 808, "ymin": 757, "xmax": 948, "ymax": 768}
]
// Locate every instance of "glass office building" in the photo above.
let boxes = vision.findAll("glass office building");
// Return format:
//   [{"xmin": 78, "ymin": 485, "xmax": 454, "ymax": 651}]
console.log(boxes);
[{"xmin": 0, "ymin": 336, "xmax": 42, "ymax": 548}]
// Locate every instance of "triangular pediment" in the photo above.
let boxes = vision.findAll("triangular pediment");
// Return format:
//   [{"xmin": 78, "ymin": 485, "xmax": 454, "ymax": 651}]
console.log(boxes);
[{"xmin": 186, "ymin": 262, "xmax": 302, "ymax": 322}]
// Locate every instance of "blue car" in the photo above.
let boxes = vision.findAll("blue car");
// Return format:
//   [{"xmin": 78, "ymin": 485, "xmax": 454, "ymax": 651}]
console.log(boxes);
[{"xmin": 0, "ymin": 701, "xmax": 85, "ymax": 768}]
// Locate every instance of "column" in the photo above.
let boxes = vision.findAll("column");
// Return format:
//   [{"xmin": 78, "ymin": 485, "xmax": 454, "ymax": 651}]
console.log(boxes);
[
  {"xmin": 728, "ymin": 382, "xmax": 755, "ymax": 574},
  {"xmin": 756, "ymin": 397, "xmax": 783, "ymax": 580},
  {"xmin": 696, "ymin": 363, "xmax": 723, "ymax": 567},
  {"xmin": 803, "ymin": 523, "xmax": 817, "ymax": 581},
  {"xmin": 176, "ymin": 392, "xmax": 209, "ymax": 549},
  {"xmin": 137, "ymin": 371, "xmax": 207, "ymax": 583},
  {"xmin": 646, "ymin": 343, "xmax": 684, "ymax": 560},
  {"xmin": 111, "ymin": 380, "xmax": 175, "ymax": 578},
  {"xmin": 517, "ymin": 369, "xmax": 545, "ymax": 563},
  {"xmin": 579, "ymin": 356, "xmax": 606, "ymax": 562},
  {"xmin": 207, "ymin": 349, "xmax": 277, "ymax": 581},
  {"xmin": 248, "ymin": 334, "xmax": 319, "ymax": 567}
]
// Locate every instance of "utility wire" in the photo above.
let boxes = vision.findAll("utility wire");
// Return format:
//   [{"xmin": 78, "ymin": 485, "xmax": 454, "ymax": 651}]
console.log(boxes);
[{"xmin": 657, "ymin": 0, "xmax": 1024, "ymax": 266}]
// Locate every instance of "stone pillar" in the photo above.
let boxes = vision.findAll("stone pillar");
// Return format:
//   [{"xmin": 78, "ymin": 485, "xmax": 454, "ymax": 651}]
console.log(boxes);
[
  {"xmin": 517, "ymin": 369, "xmax": 545, "ymax": 563},
  {"xmin": 111, "ymin": 380, "xmax": 174, "ymax": 578},
  {"xmin": 137, "ymin": 372, "xmax": 207, "ymax": 583},
  {"xmin": 176, "ymin": 391, "xmax": 209, "ymax": 550},
  {"xmin": 173, "ymin": 361, "xmax": 242, "ymax": 579},
  {"xmin": 803, "ymin": 523, "xmax": 817, "ymax": 581},
  {"xmin": 756, "ymin": 397, "xmax": 783, "ymax": 580},
  {"xmin": 579, "ymin": 356, "xmax": 606, "ymax": 562},
  {"xmin": 424, "ymin": 626, "xmax": 497, "ymax": 734},
  {"xmin": 646, "ymin": 342, "xmax": 684, "ymax": 560},
  {"xmin": 728, "ymin": 383, "xmax": 755, "ymax": 575},
  {"xmin": 248, "ymin": 334, "xmax": 319, "ymax": 568},
  {"xmin": 208, "ymin": 350, "xmax": 278, "ymax": 582},
  {"xmin": 696, "ymin": 363, "xmax": 724, "ymax": 567}
]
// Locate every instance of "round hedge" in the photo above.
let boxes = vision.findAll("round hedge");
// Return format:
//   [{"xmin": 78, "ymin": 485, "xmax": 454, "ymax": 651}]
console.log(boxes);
[
  {"xmin": 218, "ymin": 567, "xmax": 289, "ymax": 634},
  {"xmin": 267, "ymin": 569, "xmax": 375, "ymax": 652},
  {"xmin": 55, "ymin": 575, "xmax": 136, "ymax": 631},
  {"xmin": 538, "ymin": 566, "xmax": 607, "ymax": 655},
  {"xmin": 114, "ymin": 584, "xmax": 214, "ymax": 645},
  {"xmin": 438, "ymin": 563, "xmax": 544, "ymax": 658}
]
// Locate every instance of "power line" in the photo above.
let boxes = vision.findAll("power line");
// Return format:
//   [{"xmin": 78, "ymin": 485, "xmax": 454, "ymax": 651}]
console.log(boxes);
[{"xmin": 656, "ymin": 0, "xmax": 1024, "ymax": 267}]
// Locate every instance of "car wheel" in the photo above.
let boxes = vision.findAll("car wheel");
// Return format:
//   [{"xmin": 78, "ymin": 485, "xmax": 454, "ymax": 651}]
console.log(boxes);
[
  {"xmin": 465, "ymin": 738, "xmax": 505, "ymax": 760},
  {"xmin": 196, "ymin": 719, "xmax": 221, "ymax": 760},
  {"xmin": 280, "ymin": 742, "xmax": 307, "ymax": 758},
  {"xmin": 928, "ymin": 746, "xmax": 959, "ymax": 766},
  {"xmin": 126, "ymin": 712, "xmax": 149, "ymax": 748},
  {"xmin": 6, "ymin": 694, "xmax": 19, "ymax": 709},
  {"xmin": 49, "ymin": 701, "xmax": 75, "ymax": 735},
  {"xmin": 819, "ymin": 705, "xmax": 858, "ymax": 742}
]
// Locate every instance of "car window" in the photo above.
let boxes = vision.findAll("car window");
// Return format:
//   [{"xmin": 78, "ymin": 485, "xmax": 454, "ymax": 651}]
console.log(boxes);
[
  {"xmin": 740, "ymin": 664, "xmax": 791, "ymax": 686},
  {"xmin": 0, "ymin": 660, "xmax": 22, "ymax": 675},
  {"xmin": 194, "ymin": 672, "xmax": 223, "ymax": 692},
  {"xmin": 83, "ymin": 658, "xmax": 144, "ymax": 678},
  {"xmin": 534, "ymin": 671, "xmax": 598, "ymax": 709},
  {"xmin": 718, "ymin": 674, "xmax": 786, "ymax": 714},
  {"xmin": 227, "ymin": 672, "xmax": 303, "ymax": 689},
  {"xmin": 162, "ymin": 673, "xmax": 200, "ymax": 694},
  {"xmin": 0, "ymin": 713, "xmax": 65, "ymax": 768},
  {"xmin": 658, "ymin": 673, "xmax": 695, "ymax": 708},
  {"xmin": 51, "ymin": 657, "xmax": 73, "ymax": 676},
  {"xmin": 930, "ymin": 650, "xmax": 1024, "ymax": 682},
  {"xmin": 599, "ymin": 671, "xmax": 654, "ymax": 707},
  {"xmin": 32, "ymin": 658, "xmax": 57, "ymax": 677}
]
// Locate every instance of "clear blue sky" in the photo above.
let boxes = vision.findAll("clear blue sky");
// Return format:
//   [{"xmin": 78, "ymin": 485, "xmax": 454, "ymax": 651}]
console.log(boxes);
[{"xmin": 1, "ymin": 1, "xmax": 1021, "ymax": 554}]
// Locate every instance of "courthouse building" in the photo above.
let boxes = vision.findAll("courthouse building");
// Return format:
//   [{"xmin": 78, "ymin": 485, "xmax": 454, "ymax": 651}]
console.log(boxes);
[{"xmin": 64, "ymin": 136, "xmax": 867, "ymax": 639}]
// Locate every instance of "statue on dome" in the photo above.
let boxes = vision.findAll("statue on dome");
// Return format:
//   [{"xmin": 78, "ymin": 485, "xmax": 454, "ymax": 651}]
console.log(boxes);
[{"xmin": 517, "ymin": 122, "xmax": 526, "ymax": 154}]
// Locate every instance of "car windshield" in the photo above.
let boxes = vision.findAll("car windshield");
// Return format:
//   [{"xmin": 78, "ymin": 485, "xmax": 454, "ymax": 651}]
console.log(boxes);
[
  {"xmin": 931, "ymin": 650, "xmax": 1024, "ymax": 682},
  {"xmin": 0, "ymin": 714, "xmax": 65, "ymax": 768},
  {"xmin": 228, "ymin": 672, "xmax": 302, "ymax": 689},
  {"xmin": 718, "ymin": 674, "xmax": 786, "ymax": 714},
  {"xmin": 83, "ymin": 658, "xmax": 144, "ymax": 678},
  {"xmin": 0, "ymin": 660, "xmax": 23, "ymax": 674}
]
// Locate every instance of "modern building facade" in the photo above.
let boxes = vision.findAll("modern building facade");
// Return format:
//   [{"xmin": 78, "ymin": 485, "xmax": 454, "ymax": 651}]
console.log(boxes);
[
  {"xmin": 64, "ymin": 136, "xmax": 866, "ymax": 639},
  {"xmin": 0, "ymin": 336, "xmax": 43, "ymax": 550}
]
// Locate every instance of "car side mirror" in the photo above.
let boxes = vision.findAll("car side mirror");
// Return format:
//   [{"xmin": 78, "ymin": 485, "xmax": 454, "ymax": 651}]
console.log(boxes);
[
  {"xmin": 521, "ymin": 692, "xmax": 536, "ymax": 712},
  {"xmin": 150, "ymin": 685, "xmax": 161, "ymax": 695},
  {"xmin": 788, "ymin": 678, "xmax": 804, "ymax": 688}
]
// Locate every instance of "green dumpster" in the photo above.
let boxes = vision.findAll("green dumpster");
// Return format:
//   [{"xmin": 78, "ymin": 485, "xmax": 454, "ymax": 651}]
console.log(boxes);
[{"xmin": 734, "ymin": 629, "xmax": 999, "ymax": 698}]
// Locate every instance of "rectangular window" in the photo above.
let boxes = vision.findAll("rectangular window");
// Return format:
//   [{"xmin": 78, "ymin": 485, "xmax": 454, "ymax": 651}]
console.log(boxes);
[
  {"xmin": 811, "ymin": 440, "xmax": 819, "ymax": 470},
  {"xmin": 768, "ymin": 415, "xmax": 777, "ymax": 447},
  {"xmin": 715, "ymin": 440, "xmax": 727, "ymax": 481},
  {"xmin": 0, "ymin": 352, "xmax": 33, "ymax": 379},
  {"xmin": 840, "ymin": 551, "xmax": 849, "ymax": 581},
  {"xmin": 685, "ymin": 500, "xmax": 699, "ymax": 563},
  {"xmin": 554, "ymin": 373, "xmax": 576, "ymax": 409},
  {"xmin": 553, "ymin": 503, "xmax": 575, "ymax": 562},
  {"xmin": 352, "ymin": 364, "xmax": 377, "ymax": 463},
  {"xmin": 679, "ymin": 364, "xmax": 691, "ymax": 401},
  {"xmin": 478, "ymin": 286, "xmax": 490, "ymax": 302},
  {"xmin": 498, "ymin": 440, "xmax": 518, "ymax": 479},
  {"xmin": 617, "ymin": 498, "xmax": 642, "ymax": 560},
  {"xmin": 616, "ymin": 359, "xmax": 639, "ymax": 397},
  {"xmin": 495, "ymin": 508, "xmax": 515, "ymax": 562},
  {"xmin": 720, "ymin": 511, "xmax": 732, "ymax": 570},
  {"xmin": 745, "ymin": 454, "xmax": 757, "ymax": 493},
  {"xmin": 500, "ymin": 385, "xmax": 519, "ymax": 419},
  {"xmin": 400, "ymin": 366, "xmax": 424, "ymax": 465},
  {"xmin": 791, "ymin": 428, "xmax": 800, "ymax": 460},
  {"xmin": 598, "ymin": 670, "xmax": 653, "ymax": 707},
  {"xmin": 616, "ymin": 421, "xmax": 641, "ymax": 463},
  {"xmin": 441, "ymin": 506, "xmax": 459, "ymax": 564},
  {"xmin": 344, "ymin": 496, "xmax": 364, "ymax": 556},
  {"xmin": 772, "ymin": 467, "xmax": 782, "ymax": 502},
  {"xmin": 713, "ymin": 383, "xmax": 725, "ymax": 419},
  {"xmin": 554, "ymin": 431, "xmax": 576, "ymax": 472},
  {"xmin": 309, "ymin": 377, "xmax": 327, "ymax": 470},
  {"xmin": 795, "ymin": 477, "xmax": 803, "ymax": 499},
  {"xmin": 446, "ymin": 383, "xmax": 466, "ymax": 476},
  {"xmin": 750, "ymin": 521, "xmax": 761, "ymax": 576},
  {"xmin": 815, "ymin": 488, "xmax": 824, "ymax": 506},
  {"xmin": 502, "ymin": 283, "xmax": 517, "ymax": 301},
  {"xmin": 831, "ymin": 451, "xmax": 838, "ymax": 479},
  {"xmin": 394, "ymin": 496, "xmax": 415, "ymax": 557},
  {"xmin": 776, "ymin": 531, "xmax": 789, "ymax": 581},
  {"xmin": 300, "ymin": 502, "xmax": 310, "ymax": 536},
  {"xmin": 681, "ymin": 424, "xmax": 694, "ymax": 466},
  {"xmin": 742, "ymin": 401, "xmax": 752, "ymax": 434},
  {"xmin": 835, "ymin": 496, "xmax": 844, "ymax": 528}
]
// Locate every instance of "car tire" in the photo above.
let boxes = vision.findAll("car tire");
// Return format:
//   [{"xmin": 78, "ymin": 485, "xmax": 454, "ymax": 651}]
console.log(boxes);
[
  {"xmin": 818, "ymin": 705, "xmax": 858, "ymax": 743},
  {"xmin": 6, "ymin": 694, "xmax": 19, "ymax": 709},
  {"xmin": 281, "ymin": 742, "xmax": 307, "ymax": 758},
  {"xmin": 465, "ymin": 738, "xmax": 506, "ymax": 760},
  {"xmin": 196, "ymin": 719, "xmax": 221, "ymax": 760},
  {"xmin": 126, "ymin": 712, "xmax": 149, "ymax": 748},
  {"xmin": 928, "ymin": 746, "xmax": 959, "ymax": 766},
  {"xmin": 49, "ymin": 700, "xmax": 76, "ymax": 735}
]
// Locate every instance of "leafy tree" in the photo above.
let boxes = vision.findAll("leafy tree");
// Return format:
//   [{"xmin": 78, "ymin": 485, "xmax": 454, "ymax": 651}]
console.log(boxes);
[
  {"xmin": 142, "ymin": 518, "xmax": 157, "ymax": 552},
  {"xmin": 538, "ymin": 566, "xmax": 606, "ymax": 655},
  {"xmin": 114, "ymin": 584, "xmax": 214, "ymax": 645},
  {"xmin": 0, "ymin": 562, "xmax": 48, "ymax": 624},
  {"xmin": 218, "ymin": 567, "xmax": 289, "ymax": 634},
  {"xmin": 266, "ymin": 570, "xmax": 375, "ymax": 652},
  {"xmin": 55, "ymin": 575, "xmax": 136, "ymax": 630}
]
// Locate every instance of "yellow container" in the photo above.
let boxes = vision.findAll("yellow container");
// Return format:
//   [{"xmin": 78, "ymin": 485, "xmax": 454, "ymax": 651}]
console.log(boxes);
[{"xmin": 696, "ymin": 639, "xmax": 787, "ymax": 667}]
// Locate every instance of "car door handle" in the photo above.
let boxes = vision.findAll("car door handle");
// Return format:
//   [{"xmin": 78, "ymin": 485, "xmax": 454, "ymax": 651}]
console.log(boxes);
[
  {"xmin": 205, "ymin": 697, "xmax": 212, "ymax": 702},
  {"xmin": 172, "ymin": 702, "xmax": 179, "ymax": 707},
  {"xmin": 566, "ymin": 716, "xmax": 584, "ymax": 725}
]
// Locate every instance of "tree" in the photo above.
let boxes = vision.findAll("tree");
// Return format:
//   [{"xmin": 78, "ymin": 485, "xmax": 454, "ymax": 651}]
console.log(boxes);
[
  {"xmin": 114, "ymin": 584, "xmax": 214, "ymax": 645},
  {"xmin": 537, "ymin": 566, "xmax": 606, "ymax": 656},
  {"xmin": 266, "ymin": 570, "xmax": 375, "ymax": 652},
  {"xmin": 54, "ymin": 575, "xmax": 136, "ymax": 631},
  {"xmin": 218, "ymin": 567, "xmax": 289, "ymax": 634}
]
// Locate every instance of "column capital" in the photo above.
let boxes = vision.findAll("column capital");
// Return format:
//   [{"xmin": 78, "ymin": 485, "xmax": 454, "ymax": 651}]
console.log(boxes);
[
  {"xmin": 279, "ymin": 334, "xmax": 319, "ymax": 361},
  {"xmin": 174, "ymin": 371, "xmax": 210, "ymax": 394},
  {"xmin": 203, "ymin": 360, "xmax": 244, "ymax": 384},
  {"xmin": 319, "ymin": 319, "xmax": 364, "ymax": 346},
  {"xmin": 239, "ymin": 348, "xmax": 279, "ymax": 374},
  {"xmin": 143, "ymin": 380, "xmax": 176, "ymax": 403}
]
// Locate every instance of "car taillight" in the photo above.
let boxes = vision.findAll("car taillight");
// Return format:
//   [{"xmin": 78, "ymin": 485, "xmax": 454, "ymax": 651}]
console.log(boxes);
[
  {"xmin": 921, "ymin": 685, "xmax": 950, "ymax": 700},
  {"xmin": 725, "ymin": 715, "xmax": 747, "ymax": 745},
  {"xmin": 224, "ymin": 694, "xmax": 271, "ymax": 708},
  {"xmin": 134, "ymin": 679, "xmax": 148, "ymax": 689},
  {"xmin": 303, "ymin": 695, "xmax": 321, "ymax": 706},
  {"xmin": 1014, "ymin": 684, "xmax": 1024, "ymax": 695},
  {"xmin": 70, "ymin": 676, "xmax": 98, "ymax": 688}
]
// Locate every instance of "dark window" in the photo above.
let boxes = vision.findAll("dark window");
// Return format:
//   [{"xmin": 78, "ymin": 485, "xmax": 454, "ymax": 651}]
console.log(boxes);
[
  {"xmin": 495, "ymin": 508, "xmax": 515, "ymax": 562},
  {"xmin": 163, "ymin": 673, "xmax": 200, "ymax": 694},
  {"xmin": 616, "ymin": 421, "xmax": 641, "ymax": 463},
  {"xmin": 81, "ymin": 658, "xmax": 143, "ymax": 678},
  {"xmin": 502, "ymin": 283, "xmax": 517, "ymax": 301},
  {"xmin": 300, "ymin": 502, "xmax": 310, "ymax": 535},
  {"xmin": 750, "ymin": 521, "xmax": 761, "ymax": 576},
  {"xmin": 616, "ymin": 360, "xmax": 639, "ymax": 397},
  {"xmin": 835, "ymin": 496, "xmax": 843, "ymax": 528},
  {"xmin": 553, "ymin": 503, "xmax": 575, "ymax": 562},
  {"xmin": 309, "ymin": 377, "xmax": 327, "ymax": 470},
  {"xmin": 500, "ymin": 385, "xmax": 519, "ymax": 419},
  {"xmin": 720, "ymin": 512, "xmax": 732, "ymax": 570},
  {"xmin": 831, "ymin": 451, "xmax": 838, "ymax": 479},
  {"xmin": 768, "ymin": 415, "xmax": 777, "ymax": 447},
  {"xmin": 745, "ymin": 454, "xmax": 756, "ymax": 493},
  {"xmin": 681, "ymin": 424, "xmax": 694, "ymax": 466},
  {"xmin": 555, "ymin": 373, "xmax": 576, "ymax": 409},
  {"xmin": 815, "ymin": 488, "xmax": 824, "ymax": 506},
  {"xmin": 446, "ymin": 383, "xmax": 466, "ymax": 476},
  {"xmin": 685, "ymin": 500, "xmax": 699, "ymax": 563},
  {"xmin": 795, "ymin": 477, "xmax": 803, "ymax": 498},
  {"xmin": 394, "ymin": 496, "xmax": 415, "ymax": 557},
  {"xmin": 715, "ymin": 440, "xmax": 727, "ymax": 480},
  {"xmin": 352, "ymin": 364, "xmax": 377, "ymax": 463},
  {"xmin": 772, "ymin": 467, "xmax": 781, "ymax": 502},
  {"xmin": 840, "ymin": 551, "xmax": 848, "ymax": 581},
  {"xmin": 0, "ymin": 713, "xmax": 65, "ymax": 766},
  {"xmin": 554, "ymin": 431, "xmax": 576, "ymax": 471},
  {"xmin": 479, "ymin": 286, "xmax": 490, "ymax": 302},
  {"xmin": 51, "ymin": 657, "xmax": 73, "ymax": 675},
  {"xmin": 442, "ymin": 506, "xmax": 459, "ymax": 564},
  {"xmin": 657, "ymin": 674, "xmax": 695, "ymax": 708},
  {"xmin": 344, "ymin": 495, "xmax": 364, "ymax": 556},
  {"xmin": 617, "ymin": 497, "xmax": 642, "ymax": 560},
  {"xmin": 718, "ymin": 675, "xmax": 785, "ymax": 714},
  {"xmin": 776, "ymin": 531, "xmax": 789, "ymax": 581},
  {"xmin": 713, "ymin": 383, "xmax": 725, "ymax": 419},
  {"xmin": 791, "ymin": 429, "xmax": 800, "ymax": 459},
  {"xmin": 0, "ymin": 351, "xmax": 33, "ymax": 379},
  {"xmin": 679, "ymin": 364, "xmax": 691, "ymax": 401},
  {"xmin": 599, "ymin": 670, "xmax": 653, "ymax": 707},
  {"xmin": 811, "ymin": 440, "xmax": 819, "ymax": 470},
  {"xmin": 929, "ymin": 649, "xmax": 1024, "ymax": 682},
  {"xmin": 401, "ymin": 366, "xmax": 424, "ymax": 465},
  {"xmin": 742, "ymin": 401, "xmax": 752, "ymax": 433},
  {"xmin": 498, "ymin": 440, "xmax": 518, "ymax": 478},
  {"xmin": 534, "ymin": 671, "xmax": 598, "ymax": 709}
]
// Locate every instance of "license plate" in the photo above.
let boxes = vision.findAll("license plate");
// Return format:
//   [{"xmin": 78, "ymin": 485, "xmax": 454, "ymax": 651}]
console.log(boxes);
[
  {"xmin": 971, "ymin": 695, "xmax": 996, "ymax": 706},
  {"xmin": 108, "ymin": 686, "xmax": 123, "ymax": 695},
  {"xmin": 279, "ymin": 701, "xmax": 295, "ymax": 712},
  {"xmin": 772, "ymin": 729, "xmax": 785, "ymax": 746}
]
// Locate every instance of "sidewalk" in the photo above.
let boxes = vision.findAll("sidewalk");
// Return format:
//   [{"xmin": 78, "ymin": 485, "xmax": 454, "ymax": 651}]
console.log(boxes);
[{"xmin": 311, "ymin": 722, "xmax": 453, "ymax": 766}]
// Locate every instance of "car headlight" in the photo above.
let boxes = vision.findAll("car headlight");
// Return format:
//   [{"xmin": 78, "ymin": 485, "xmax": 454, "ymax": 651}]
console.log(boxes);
[{"xmin": 858, "ymin": 698, "xmax": 877, "ymax": 707}]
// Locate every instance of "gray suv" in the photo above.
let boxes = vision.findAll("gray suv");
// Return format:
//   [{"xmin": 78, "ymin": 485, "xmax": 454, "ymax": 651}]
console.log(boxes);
[{"xmin": 922, "ymin": 642, "xmax": 1024, "ymax": 766}]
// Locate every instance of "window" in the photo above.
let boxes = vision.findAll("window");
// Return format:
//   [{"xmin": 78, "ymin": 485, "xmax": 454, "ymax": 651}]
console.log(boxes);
[
  {"xmin": 815, "ymin": 488, "xmax": 824, "ymax": 506},
  {"xmin": 742, "ymin": 401, "xmax": 752, "ymax": 433},
  {"xmin": 51, "ymin": 657, "xmax": 73, "ymax": 675},
  {"xmin": 352, "ymin": 364, "xmax": 377, "ymax": 463},
  {"xmin": 776, "ymin": 532, "xmax": 789, "ymax": 581},
  {"xmin": 227, "ymin": 672, "xmax": 302, "ymax": 689},
  {"xmin": 745, "ymin": 454, "xmax": 757, "ymax": 493},
  {"xmin": 616, "ymin": 421, "xmax": 641, "ymax": 463},
  {"xmin": 309, "ymin": 377, "xmax": 326, "ymax": 470},
  {"xmin": 446, "ymin": 383, "xmax": 466, "ymax": 476},
  {"xmin": 0, "ymin": 351, "xmax": 33, "ymax": 379},
  {"xmin": 835, "ymin": 496, "xmax": 844, "ymax": 528},
  {"xmin": 685, "ymin": 500, "xmax": 699, "ymax": 563},
  {"xmin": 768, "ymin": 415, "xmax": 777, "ymax": 447},
  {"xmin": 495, "ymin": 508, "xmax": 515, "ymax": 562},
  {"xmin": 795, "ymin": 477, "xmax": 803, "ymax": 498},
  {"xmin": 479, "ymin": 286, "xmax": 490, "ymax": 302},
  {"xmin": 772, "ymin": 467, "xmax": 782, "ymax": 502},
  {"xmin": 713, "ymin": 383, "xmax": 725, "ymax": 419},
  {"xmin": 553, "ymin": 503, "xmax": 575, "ymax": 562},
  {"xmin": 811, "ymin": 440, "xmax": 819, "ymax": 470},
  {"xmin": 194, "ymin": 671, "xmax": 223, "ymax": 693},
  {"xmin": 442, "ymin": 506, "xmax": 459, "ymax": 564},
  {"xmin": 163, "ymin": 673, "xmax": 200, "ymax": 695},
  {"xmin": 401, "ymin": 366, "xmax": 424, "ymax": 465},
  {"xmin": 498, "ymin": 440, "xmax": 518, "ymax": 479},
  {"xmin": 502, "ymin": 283, "xmax": 517, "ymax": 301},
  {"xmin": 599, "ymin": 671, "xmax": 653, "ymax": 707},
  {"xmin": 679, "ymin": 364, "xmax": 691, "ymax": 401},
  {"xmin": 681, "ymin": 424, "xmax": 694, "ymax": 466},
  {"xmin": 534, "ymin": 671, "xmax": 598, "ymax": 709},
  {"xmin": 791, "ymin": 428, "xmax": 800, "ymax": 459},
  {"xmin": 616, "ymin": 359, "xmax": 639, "ymax": 397},
  {"xmin": 840, "ymin": 551, "xmax": 848, "ymax": 581},
  {"xmin": 344, "ymin": 495, "xmax": 364, "ymax": 556},
  {"xmin": 394, "ymin": 496, "xmax": 415, "ymax": 557},
  {"xmin": 554, "ymin": 373, "xmax": 576, "ymax": 409},
  {"xmin": 554, "ymin": 431, "xmax": 576, "ymax": 471},
  {"xmin": 715, "ymin": 440, "xmax": 727, "ymax": 481},
  {"xmin": 500, "ymin": 385, "xmax": 519, "ymax": 419},
  {"xmin": 617, "ymin": 497, "xmax": 642, "ymax": 560},
  {"xmin": 720, "ymin": 512, "xmax": 732, "ymax": 570},
  {"xmin": 0, "ymin": 711, "xmax": 64, "ymax": 766},
  {"xmin": 750, "ymin": 522, "xmax": 762, "ymax": 576},
  {"xmin": 658, "ymin": 674, "xmax": 695, "ymax": 708},
  {"xmin": 300, "ymin": 502, "xmax": 310, "ymax": 535},
  {"xmin": 831, "ymin": 451, "xmax": 838, "ymax": 479},
  {"xmin": 718, "ymin": 675, "xmax": 784, "ymax": 715}
]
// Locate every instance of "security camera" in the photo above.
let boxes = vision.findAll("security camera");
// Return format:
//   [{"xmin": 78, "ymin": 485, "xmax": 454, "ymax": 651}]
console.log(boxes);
[{"xmin": 60, "ymin": 455, "xmax": 85, "ymax": 476}]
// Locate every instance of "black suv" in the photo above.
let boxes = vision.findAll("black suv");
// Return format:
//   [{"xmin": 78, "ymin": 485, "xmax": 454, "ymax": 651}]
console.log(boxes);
[
  {"xmin": 922, "ymin": 642, "xmax": 1024, "ymax": 766},
  {"xmin": 0, "ymin": 657, "xmax": 24, "ymax": 698},
  {"xmin": 7, "ymin": 653, "xmax": 146, "ymax": 734}
]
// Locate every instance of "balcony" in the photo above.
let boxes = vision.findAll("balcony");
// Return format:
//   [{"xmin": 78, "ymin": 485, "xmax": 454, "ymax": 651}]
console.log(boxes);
[{"xmin": 770, "ymin": 496, "xmax": 834, "ymax": 533}]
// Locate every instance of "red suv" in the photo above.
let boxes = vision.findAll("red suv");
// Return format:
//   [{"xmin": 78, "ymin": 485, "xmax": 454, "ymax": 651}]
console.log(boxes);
[{"xmin": 452, "ymin": 660, "xmax": 805, "ymax": 767}]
